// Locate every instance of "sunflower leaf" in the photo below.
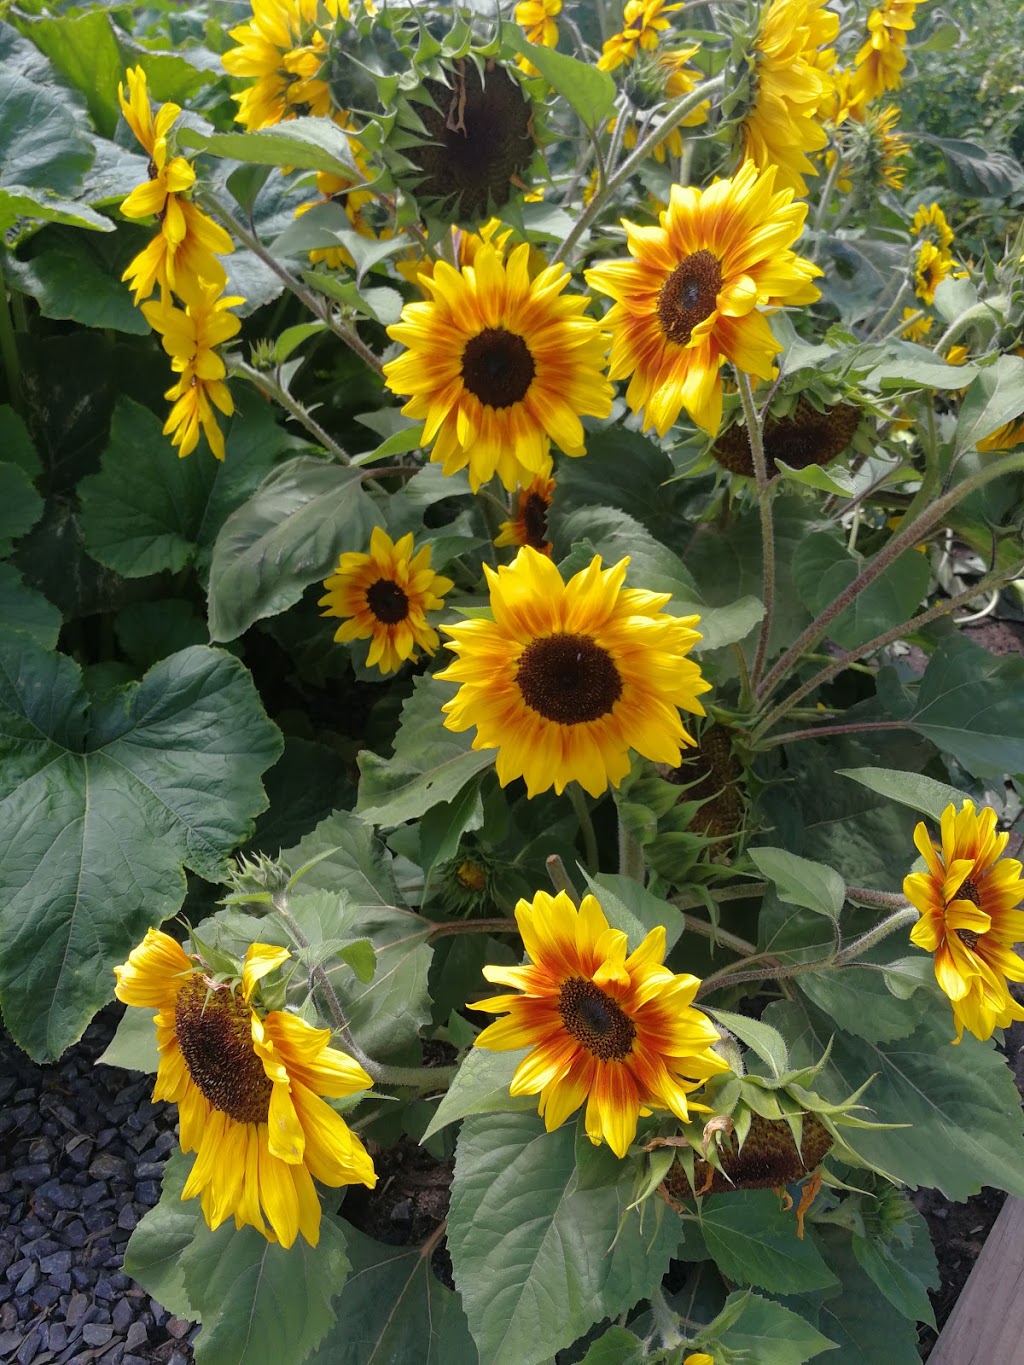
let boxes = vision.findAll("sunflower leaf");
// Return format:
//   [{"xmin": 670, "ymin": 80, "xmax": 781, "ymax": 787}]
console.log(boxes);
[
  {"xmin": 501, "ymin": 25, "xmax": 616, "ymax": 129},
  {"xmin": 0, "ymin": 638, "xmax": 282, "ymax": 1061},
  {"xmin": 837, "ymin": 766, "xmax": 970, "ymax": 821},
  {"xmin": 748, "ymin": 847, "xmax": 845, "ymax": 920},
  {"xmin": 709, "ymin": 1290, "xmax": 837, "ymax": 1364},
  {"xmin": 693, "ymin": 1192, "xmax": 838, "ymax": 1295},
  {"xmin": 953, "ymin": 351, "xmax": 1024, "ymax": 454},
  {"xmin": 122, "ymin": 1151, "xmax": 199, "ymax": 1322}
]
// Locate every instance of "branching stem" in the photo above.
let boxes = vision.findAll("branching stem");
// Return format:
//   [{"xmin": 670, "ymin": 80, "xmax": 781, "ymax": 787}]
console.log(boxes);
[{"xmin": 738, "ymin": 372, "xmax": 776, "ymax": 689}]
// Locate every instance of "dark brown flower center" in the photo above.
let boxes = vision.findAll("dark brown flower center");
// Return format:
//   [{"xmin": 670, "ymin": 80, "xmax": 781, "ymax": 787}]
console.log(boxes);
[
  {"xmin": 462, "ymin": 328, "xmax": 536, "ymax": 408},
  {"xmin": 953, "ymin": 876, "xmax": 983, "ymax": 948},
  {"xmin": 711, "ymin": 399, "xmax": 861, "ymax": 478},
  {"xmin": 657, "ymin": 249, "xmax": 723, "ymax": 346},
  {"xmin": 558, "ymin": 977, "xmax": 636, "ymax": 1060},
  {"xmin": 663, "ymin": 1112, "xmax": 834, "ymax": 1198},
  {"xmin": 366, "ymin": 577, "xmax": 409, "ymax": 624},
  {"xmin": 520, "ymin": 491, "xmax": 551, "ymax": 550},
  {"xmin": 515, "ymin": 631, "xmax": 623, "ymax": 725},
  {"xmin": 174, "ymin": 975, "xmax": 272, "ymax": 1126}
]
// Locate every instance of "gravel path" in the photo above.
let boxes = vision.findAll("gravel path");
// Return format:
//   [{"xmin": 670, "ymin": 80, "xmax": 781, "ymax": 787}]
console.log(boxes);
[{"xmin": 0, "ymin": 1006, "xmax": 196, "ymax": 1365}]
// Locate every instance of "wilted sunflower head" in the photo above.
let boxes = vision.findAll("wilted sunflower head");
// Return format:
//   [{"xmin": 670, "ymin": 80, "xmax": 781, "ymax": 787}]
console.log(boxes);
[
  {"xmin": 663, "ymin": 723, "xmax": 744, "ymax": 847},
  {"xmin": 400, "ymin": 58, "xmax": 536, "ymax": 221},
  {"xmin": 711, "ymin": 395, "xmax": 862, "ymax": 478}
]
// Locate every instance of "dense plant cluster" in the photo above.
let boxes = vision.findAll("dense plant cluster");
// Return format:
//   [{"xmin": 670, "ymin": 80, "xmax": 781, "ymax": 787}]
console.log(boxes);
[{"xmin": 2, "ymin": 0, "xmax": 1024, "ymax": 1360}]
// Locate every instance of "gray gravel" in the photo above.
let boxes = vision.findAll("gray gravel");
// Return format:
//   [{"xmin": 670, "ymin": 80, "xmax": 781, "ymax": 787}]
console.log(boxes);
[{"xmin": 0, "ymin": 1005, "xmax": 197, "ymax": 1365}]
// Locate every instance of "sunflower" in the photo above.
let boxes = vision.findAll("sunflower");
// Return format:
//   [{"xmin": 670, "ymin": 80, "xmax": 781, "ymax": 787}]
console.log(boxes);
[
  {"xmin": 437, "ymin": 547, "xmax": 710, "ymax": 797},
  {"xmin": 294, "ymin": 164, "xmax": 387, "ymax": 271},
  {"xmin": 739, "ymin": 0, "xmax": 838, "ymax": 198},
  {"xmin": 470, "ymin": 890, "xmax": 729, "ymax": 1157},
  {"xmin": 494, "ymin": 470, "xmax": 556, "ymax": 555},
  {"xmin": 904, "ymin": 801, "xmax": 1024, "ymax": 1042},
  {"xmin": 514, "ymin": 0, "xmax": 561, "ymax": 74},
  {"xmin": 319, "ymin": 526, "xmax": 454, "ymax": 674},
  {"xmin": 613, "ymin": 44, "xmax": 709, "ymax": 164},
  {"xmin": 912, "ymin": 201, "xmax": 955, "ymax": 253},
  {"xmin": 222, "ymin": 0, "xmax": 343, "ymax": 131},
  {"xmin": 711, "ymin": 396, "xmax": 861, "ymax": 477},
  {"xmin": 114, "ymin": 930, "xmax": 376, "ymax": 1247},
  {"xmin": 142, "ymin": 283, "xmax": 243, "ymax": 459},
  {"xmin": 854, "ymin": 0, "xmax": 926, "ymax": 102},
  {"xmin": 586, "ymin": 160, "xmax": 821, "ymax": 437},
  {"xmin": 597, "ymin": 0, "xmax": 683, "ymax": 73},
  {"xmin": 900, "ymin": 307, "xmax": 932, "ymax": 342},
  {"xmin": 384, "ymin": 242, "xmax": 613, "ymax": 491},
  {"xmin": 913, "ymin": 240, "xmax": 952, "ymax": 306}
]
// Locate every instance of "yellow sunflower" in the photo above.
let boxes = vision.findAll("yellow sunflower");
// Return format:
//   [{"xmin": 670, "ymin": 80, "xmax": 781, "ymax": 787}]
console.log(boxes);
[
  {"xmin": 514, "ymin": 0, "xmax": 561, "ymax": 74},
  {"xmin": 739, "ymin": 0, "xmax": 838, "ymax": 198},
  {"xmin": 597, "ymin": 0, "xmax": 683, "ymax": 73},
  {"xmin": 612, "ymin": 44, "xmax": 710, "ymax": 164},
  {"xmin": 913, "ymin": 240, "xmax": 951, "ymax": 306},
  {"xmin": 905, "ymin": 801, "xmax": 1024, "ymax": 1042},
  {"xmin": 900, "ymin": 307, "xmax": 932, "ymax": 342},
  {"xmin": 494, "ymin": 470, "xmax": 556, "ymax": 556},
  {"xmin": 114, "ymin": 930, "xmax": 376, "ymax": 1247},
  {"xmin": 437, "ymin": 547, "xmax": 710, "ymax": 798},
  {"xmin": 319, "ymin": 526, "xmax": 454, "ymax": 674},
  {"xmin": 384, "ymin": 243, "xmax": 613, "ymax": 492},
  {"xmin": 912, "ymin": 201, "xmax": 955, "ymax": 253},
  {"xmin": 142, "ymin": 283, "xmax": 244, "ymax": 459},
  {"xmin": 854, "ymin": 0, "xmax": 926, "ymax": 102},
  {"xmin": 471, "ymin": 890, "xmax": 729, "ymax": 1157},
  {"xmin": 586, "ymin": 160, "xmax": 821, "ymax": 437},
  {"xmin": 222, "ymin": 0, "xmax": 343, "ymax": 131}
]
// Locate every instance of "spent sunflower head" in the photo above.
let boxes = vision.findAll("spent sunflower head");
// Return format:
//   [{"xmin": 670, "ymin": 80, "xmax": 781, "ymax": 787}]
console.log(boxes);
[
  {"xmin": 711, "ymin": 395, "xmax": 861, "ymax": 478},
  {"xmin": 471, "ymin": 889, "xmax": 729, "ymax": 1156},
  {"xmin": 319, "ymin": 525, "xmax": 454, "ymax": 674},
  {"xmin": 904, "ymin": 800, "xmax": 1024, "ymax": 1042},
  {"xmin": 221, "ymin": 0, "xmax": 344, "ymax": 130},
  {"xmin": 586, "ymin": 160, "xmax": 821, "ymax": 437},
  {"xmin": 114, "ymin": 929, "xmax": 376, "ymax": 1247},
  {"xmin": 384, "ymin": 242, "xmax": 613, "ymax": 491},
  {"xmin": 597, "ymin": 0, "xmax": 683, "ymax": 73},
  {"xmin": 437, "ymin": 546, "xmax": 711, "ymax": 798},
  {"xmin": 739, "ymin": 0, "xmax": 838, "ymax": 197},
  {"xmin": 494, "ymin": 469, "xmax": 556, "ymax": 556}
]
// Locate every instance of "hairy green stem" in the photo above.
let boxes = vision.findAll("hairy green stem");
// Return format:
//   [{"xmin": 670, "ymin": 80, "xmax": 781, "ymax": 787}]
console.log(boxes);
[
  {"xmin": 754, "ymin": 449, "xmax": 1024, "ymax": 702},
  {"xmin": 834, "ymin": 906, "xmax": 917, "ymax": 962},
  {"xmin": 759, "ymin": 719, "xmax": 910, "ymax": 748},
  {"xmin": 738, "ymin": 372, "xmax": 776, "ymax": 689},
  {"xmin": 546, "ymin": 853, "xmax": 581, "ymax": 904},
  {"xmin": 570, "ymin": 784, "xmax": 601, "ymax": 874},
  {"xmin": 617, "ymin": 815, "xmax": 646, "ymax": 882},
  {"xmin": 0, "ymin": 274, "xmax": 21, "ymax": 413},
  {"xmin": 427, "ymin": 918, "xmax": 519, "ymax": 939},
  {"xmin": 230, "ymin": 358, "xmax": 352, "ymax": 463}
]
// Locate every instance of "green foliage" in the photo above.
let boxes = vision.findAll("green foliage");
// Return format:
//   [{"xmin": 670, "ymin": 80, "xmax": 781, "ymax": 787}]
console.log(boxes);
[{"xmin": 681, "ymin": 1193, "xmax": 837, "ymax": 1295}]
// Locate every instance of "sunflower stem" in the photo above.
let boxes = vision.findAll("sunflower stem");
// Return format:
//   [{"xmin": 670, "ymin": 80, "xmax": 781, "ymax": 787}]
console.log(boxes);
[
  {"xmin": 866, "ymin": 280, "xmax": 911, "ymax": 343},
  {"xmin": 546, "ymin": 854, "xmax": 581, "ymax": 905},
  {"xmin": 754, "ymin": 448, "xmax": 1024, "ymax": 702},
  {"xmin": 0, "ymin": 269, "xmax": 22, "ymax": 414},
  {"xmin": 617, "ymin": 815, "xmax": 646, "ymax": 883},
  {"xmin": 230, "ymin": 358, "xmax": 353, "ymax": 463},
  {"xmin": 197, "ymin": 190, "xmax": 385, "ymax": 377},
  {"xmin": 834, "ymin": 907, "xmax": 918, "ymax": 964},
  {"xmin": 737, "ymin": 372, "xmax": 776, "ymax": 691},
  {"xmin": 550, "ymin": 73, "xmax": 727, "ymax": 266},
  {"xmin": 672, "ymin": 882, "xmax": 768, "ymax": 916},
  {"xmin": 810, "ymin": 147, "xmax": 844, "ymax": 241},
  {"xmin": 649, "ymin": 1284, "xmax": 685, "ymax": 1350},
  {"xmin": 569, "ymin": 784, "xmax": 601, "ymax": 874},
  {"xmin": 427, "ymin": 918, "xmax": 519, "ymax": 939},
  {"xmin": 757, "ymin": 719, "xmax": 911, "ymax": 748}
]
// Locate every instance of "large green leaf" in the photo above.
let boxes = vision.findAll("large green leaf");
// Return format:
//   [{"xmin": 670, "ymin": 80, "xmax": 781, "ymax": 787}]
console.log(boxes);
[
  {"xmin": 954, "ymin": 352, "xmax": 1024, "ymax": 454},
  {"xmin": 281, "ymin": 809, "xmax": 404, "ymax": 912},
  {"xmin": 79, "ymin": 394, "xmax": 291, "ymax": 581},
  {"xmin": 179, "ymin": 118, "xmax": 362, "ymax": 180},
  {"xmin": 181, "ymin": 1217, "xmax": 350, "ymax": 1365},
  {"xmin": 712, "ymin": 1292, "xmax": 836, "ymax": 1365},
  {"xmin": 307, "ymin": 1225, "xmax": 478, "ymax": 1365},
  {"xmin": 748, "ymin": 847, "xmax": 845, "ymax": 920},
  {"xmin": 0, "ymin": 462, "xmax": 43, "ymax": 554},
  {"xmin": 0, "ymin": 69, "xmax": 93, "ymax": 195},
  {"xmin": 0, "ymin": 404, "xmax": 40, "ymax": 477},
  {"xmin": 6, "ymin": 233, "xmax": 150, "ymax": 335},
  {"xmin": 501, "ymin": 24, "xmax": 616, "ymax": 127},
  {"xmin": 916, "ymin": 132, "xmax": 1024, "ymax": 198},
  {"xmin": 0, "ymin": 188, "xmax": 111, "ymax": 240},
  {"xmin": 809, "ymin": 1226, "xmax": 925, "ymax": 1363},
  {"xmin": 791, "ymin": 531, "xmax": 930, "ymax": 651},
  {"xmin": 0, "ymin": 565, "xmax": 61, "ymax": 650},
  {"xmin": 122, "ymin": 1151, "xmax": 199, "ymax": 1322},
  {"xmin": 422, "ymin": 1048, "xmax": 534, "ymax": 1141},
  {"xmin": 836, "ymin": 766, "xmax": 969, "ymax": 822},
  {"xmin": 686, "ymin": 1193, "xmax": 837, "ymax": 1295},
  {"xmin": 447, "ymin": 1112, "xmax": 680, "ymax": 1365},
  {"xmin": 0, "ymin": 640, "xmax": 282, "ymax": 1060},
  {"xmin": 852, "ymin": 1202, "xmax": 937, "ymax": 1327},
  {"xmin": 207, "ymin": 456, "xmax": 379, "ymax": 641},
  {"xmin": 15, "ymin": 11, "xmax": 124, "ymax": 138},
  {"xmin": 765, "ymin": 995, "xmax": 1024, "ymax": 1198},
  {"xmin": 356, "ymin": 675, "xmax": 498, "ymax": 826}
]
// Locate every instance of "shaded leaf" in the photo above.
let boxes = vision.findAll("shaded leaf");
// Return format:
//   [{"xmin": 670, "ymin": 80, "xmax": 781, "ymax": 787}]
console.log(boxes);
[
  {"xmin": 792, "ymin": 531, "xmax": 930, "ymax": 651},
  {"xmin": 748, "ymin": 847, "xmax": 845, "ymax": 920},
  {"xmin": 422, "ymin": 1048, "xmax": 534, "ymax": 1141},
  {"xmin": 837, "ymin": 766, "xmax": 969, "ymax": 822},
  {"xmin": 694, "ymin": 1193, "xmax": 837, "ymax": 1295},
  {"xmin": 502, "ymin": 25, "xmax": 616, "ymax": 127},
  {"xmin": 180, "ymin": 118, "xmax": 361, "ymax": 179},
  {"xmin": 97, "ymin": 1006, "xmax": 159, "ymax": 1073},
  {"xmin": 122, "ymin": 1151, "xmax": 199, "ymax": 1321},
  {"xmin": 713, "ymin": 1290, "xmax": 836, "ymax": 1365}
]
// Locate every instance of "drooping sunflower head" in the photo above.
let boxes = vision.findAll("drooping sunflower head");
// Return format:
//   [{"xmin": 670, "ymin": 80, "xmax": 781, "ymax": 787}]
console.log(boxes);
[
  {"xmin": 663, "ymin": 723, "xmax": 744, "ymax": 847},
  {"xmin": 904, "ymin": 800, "xmax": 1024, "ymax": 1042},
  {"xmin": 586, "ymin": 160, "xmax": 821, "ymax": 437},
  {"xmin": 710, "ymin": 394, "xmax": 862, "ymax": 478},
  {"xmin": 470, "ymin": 889, "xmax": 730, "ymax": 1156},
  {"xmin": 114, "ymin": 929, "xmax": 376, "ymax": 1247},
  {"xmin": 494, "ymin": 469, "xmax": 556, "ymax": 556},
  {"xmin": 853, "ymin": 0, "xmax": 926, "ymax": 102},
  {"xmin": 319, "ymin": 525, "xmax": 454, "ymax": 674},
  {"xmin": 396, "ymin": 57, "xmax": 537, "ymax": 222},
  {"xmin": 222, "ymin": 0, "xmax": 346, "ymax": 131},
  {"xmin": 437, "ymin": 546, "xmax": 711, "ymax": 798},
  {"xmin": 384, "ymin": 242, "xmax": 613, "ymax": 491}
]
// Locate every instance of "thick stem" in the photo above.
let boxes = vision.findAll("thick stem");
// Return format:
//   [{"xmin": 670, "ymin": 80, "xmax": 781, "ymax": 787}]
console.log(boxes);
[
  {"xmin": 754, "ymin": 450, "xmax": 1024, "ymax": 702},
  {"xmin": 750, "ymin": 566, "xmax": 1018, "ymax": 742},
  {"xmin": 550, "ymin": 73, "xmax": 727, "ymax": 265},
  {"xmin": 834, "ymin": 906, "xmax": 918, "ymax": 964},
  {"xmin": 617, "ymin": 813, "xmax": 646, "ymax": 882},
  {"xmin": 738, "ymin": 372, "xmax": 776, "ymax": 689},
  {"xmin": 230, "ymin": 358, "xmax": 352, "ymax": 463},
  {"xmin": 0, "ymin": 274, "xmax": 22, "ymax": 414},
  {"xmin": 845, "ymin": 886, "xmax": 912, "ymax": 909},
  {"xmin": 570, "ymin": 783, "xmax": 600, "ymax": 873},
  {"xmin": 759, "ymin": 719, "xmax": 910, "ymax": 749},
  {"xmin": 546, "ymin": 853, "xmax": 581, "ymax": 905},
  {"xmin": 427, "ymin": 918, "xmax": 519, "ymax": 939}
]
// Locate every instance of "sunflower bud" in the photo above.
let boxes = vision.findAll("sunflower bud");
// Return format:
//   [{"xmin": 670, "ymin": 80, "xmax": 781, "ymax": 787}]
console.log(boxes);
[{"xmin": 663, "ymin": 1111, "xmax": 834, "ymax": 1199}]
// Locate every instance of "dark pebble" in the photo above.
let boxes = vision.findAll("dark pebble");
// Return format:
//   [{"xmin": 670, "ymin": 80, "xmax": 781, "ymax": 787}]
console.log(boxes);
[
  {"xmin": 4, "ymin": 1260, "xmax": 30, "ymax": 1284},
  {"xmin": 124, "ymin": 1321, "xmax": 148, "ymax": 1351},
  {"xmin": 135, "ymin": 1162, "xmax": 164, "ymax": 1181},
  {"xmin": 38, "ymin": 1184, "xmax": 79, "ymax": 1212},
  {"xmin": 28, "ymin": 1138, "xmax": 53, "ymax": 1163},
  {"xmin": 166, "ymin": 1317, "xmax": 191, "ymax": 1339},
  {"xmin": 124, "ymin": 1357, "xmax": 151, "ymax": 1365},
  {"xmin": 16, "ymin": 1326, "xmax": 43, "ymax": 1364},
  {"xmin": 0, "ymin": 1244, "xmax": 13, "ymax": 1277},
  {"xmin": 66, "ymin": 1292, "xmax": 90, "ymax": 1328},
  {"xmin": 66, "ymin": 1140, "xmax": 93, "ymax": 1170},
  {"xmin": 117, "ymin": 1206, "xmax": 138, "ymax": 1232},
  {"xmin": 33, "ymin": 1284, "xmax": 61, "ymax": 1309},
  {"xmin": 80, "ymin": 1186, "xmax": 106, "ymax": 1208},
  {"xmin": 111, "ymin": 1298, "xmax": 134, "ymax": 1333},
  {"xmin": 39, "ymin": 1251, "xmax": 72, "ymax": 1277},
  {"xmin": 21, "ymin": 1239, "xmax": 58, "ymax": 1261},
  {"xmin": 135, "ymin": 1181, "xmax": 160, "ymax": 1206},
  {"xmin": 88, "ymin": 1155, "xmax": 129, "ymax": 1183},
  {"xmin": 149, "ymin": 1300, "xmax": 167, "ymax": 1326},
  {"xmin": 0, "ymin": 1077, "xmax": 15, "ymax": 1101},
  {"xmin": 152, "ymin": 1133, "xmax": 176, "ymax": 1158},
  {"xmin": 0, "ymin": 1331, "xmax": 21, "ymax": 1355},
  {"xmin": 48, "ymin": 1325, "xmax": 67, "ymax": 1352},
  {"xmin": 12, "ymin": 1165, "xmax": 51, "ymax": 1185},
  {"xmin": 0, "ymin": 1173, "xmax": 12, "ymax": 1195},
  {"xmin": 15, "ymin": 1263, "xmax": 39, "ymax": 1294},
  {"xmin": 51, "ymin": 1274, "xmax": 71, "ymax": 1294},
  {"xmin": 62, "ymin": 1222, "xmax": 86, "ymax": 1250},
  {"xmin": 82, "ymin": 1323, "xmax": 114, "ymax": 1346},
  {"xmin": 0, "ymin": 1302, "xmax": 15, "ymax": 1328},
  {"xmin": 71, "ymin": 1269, "xmax": 91, "ymax": 1289},
  {"xmin": 169, "ymin": 1353, "xmax": 191, "ymax": 1365}
]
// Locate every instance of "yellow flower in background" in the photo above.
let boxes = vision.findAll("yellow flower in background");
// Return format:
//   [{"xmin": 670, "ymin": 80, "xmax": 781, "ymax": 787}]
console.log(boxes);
[
  {"xmin": 471, "ymin": 890, "xmax": 728, "ymax": 1157},
  {"xmin": 118, "ymin": 69, "xmax": 195, "ymax": 216},
  {"xmin": 396, "ymin": 219, "xmax": 546, "ymax": 294},
  {"xmin": 913, "ymin": 240, "xmax": 951, "ymax": 305},
  {"xmin": 384, "ymin": 243, "xmax": 613, "ymax": 492},
  {"xmin": 438, "ymin": 547, "xmax": 710, "ymax": 797},
  {"xmin": 319, "ymin": 526, "xmax": 454, "ymax": 674},
  {"xmin": 514, "ymin": 0, "xmax": 561, "ymax": 74},
  {"xmin": 586, "ymin": 160, "xmax": 821, "ymax": 437},
  {"xmin": 222, "ymin": 0, "xmax": 343, "ymax": 130},
  {"xmin": 945, "ymin": 344, "xmax": 970, "ymax": 365},
  {"xmin": 978, "ymin": 417, "xmax": 1024, "ymax": 451},
  {"xmin": 494, "ymin": 469, "xmax": 556, "ymax": 556},
  {"xmin": 912, "ymin": 201, "xmax": 954, "ymax": 253},
  {"xmin": 114, "ymin": 930, "xmax": 376, "ymax": 1247},
  {"xmin": 684, "ymin": 1356, "xmax": 715, "ymax": 1365},
  {"xmin": 740, "ymin": 0, "xmax": 838, "ymax": 197},
  {"xmin": 905, "ymin": 801, "xmax": 1024, "ymax": 1042},
  {"xmin": 900, "ymin": 307, "xmax": 932, "ymax": 342},
  {"xmin": 855, "ymin": 0, "xmax": 927, "ymax": 102},
  {"xmin": 293, "ymin": 162, "xmax": 387, "ymax": 271},
  {"xmin": 142, "ymin": 284, "xmax": 243, "ymax": 459},
  {"xmin": 612, "ymin": 44, "xmax": 710, "ymax": 164},
  {"xmin": 597, "ymin": 0, "xmax": 682, "ymax": 71}
]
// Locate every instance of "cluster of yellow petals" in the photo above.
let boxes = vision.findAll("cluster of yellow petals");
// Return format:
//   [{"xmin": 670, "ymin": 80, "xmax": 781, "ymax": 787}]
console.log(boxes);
[
  {"xmin": 910, "ymin": 201, "xmax": 961, "ymax": 308},
  {"xmin": 222, "ymin": 0, "xmax": 345, "ymax": 131},
  {"xmin": 855, "ymin": 0, "xmax": 929, "ymax": 103},
  {"xmin": 514, "ymin": 0, "xmax": 562, "ymax": 74},
  {"xmin": 597, "ymin": 0, "xmax": 682, "ymax": 72}
]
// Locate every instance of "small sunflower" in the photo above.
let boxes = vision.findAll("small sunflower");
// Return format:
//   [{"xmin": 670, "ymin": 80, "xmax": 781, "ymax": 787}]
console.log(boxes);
[
  {"xmin": 904, "ymin": 800, "xmax": 1024, "ymax": 1042},
  {"xmin": 514, "ymin": 0, "xmax": 561, "ymax": 75},
  {"xmin": 494, "ymin": 470, "xmax": 556, "ymax": 555},
  {"xmin": 319, "ymin": 526, "xmax": 454, "ymax": 674},
  {"xmin": 613, "ymin": 45, "xmax": 710, "ymax": 164},
  {"xmin": 384, "ymin": 242, "xmax": 613, "ymax": 491},
  {"xmin": 854, "ymin": 0, "xmax": 926, "ymax": 102},
  {"xmin": 437, "ymin": 546, "xmax": 711, "ymax": 798},
  {"xmin": 739, "ymin": 0, "xmax": 838, "ymax": 198},
  {"xmin": 471, "ymin": 889, "xmax": 729, "ymax": 1157},
  {"xmin": 142, "ymin": 282, "xmax": 243, "ymax": 459},
  {"xmin": 900, "ymin": 307, "xmax": 932, "ymax": 342},
  {"xmin": 114, "ymin": 930, "xmax": 376, "ymax": 1247},
  {"xmin": 597, "ymin": 0, "xmax": 683, "ymax": 73},
  {"xmin": 586, "ymin": 160, "xmax": 821, "ymax": 437},
  {"xmin": 221, "ymin": 0, "xmax": 343, "ymax": 130},
  {"xmin": 913, "ymin": 240, "xmax": 952, "ymax": 306},
  {"xmin": 911, "ymin": 202, "xmax": 955, "ymax": 253}
]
